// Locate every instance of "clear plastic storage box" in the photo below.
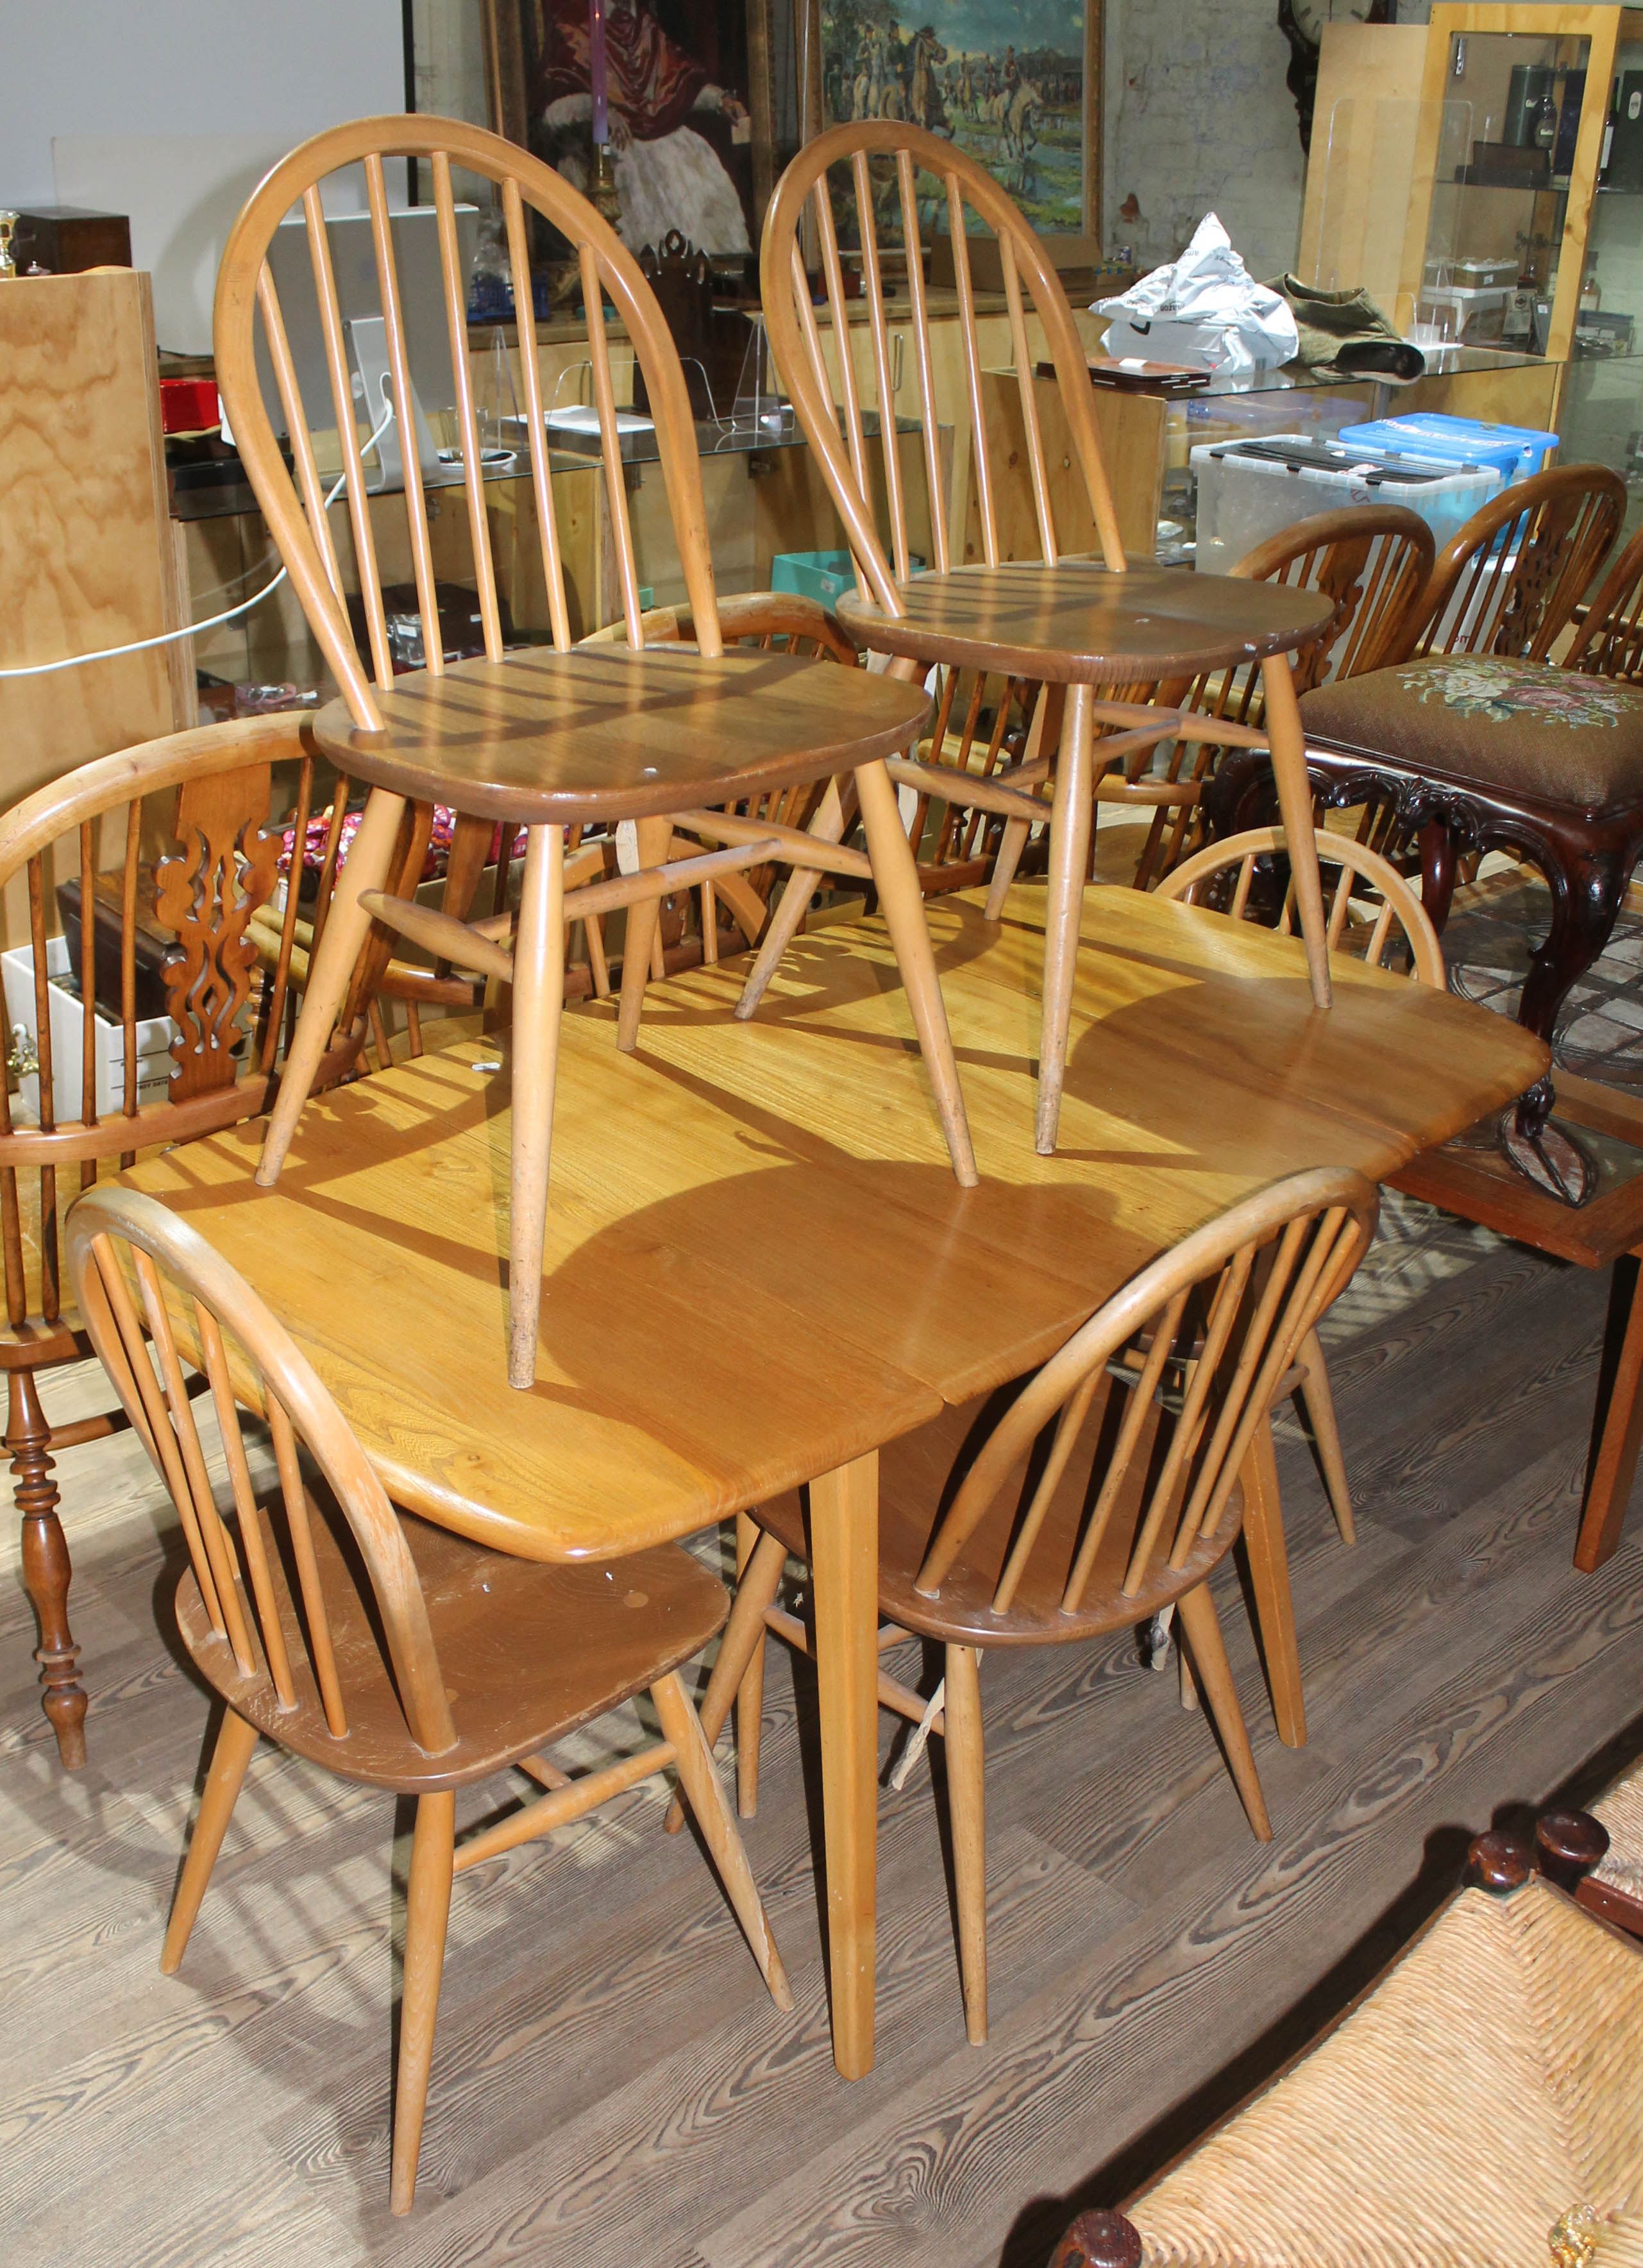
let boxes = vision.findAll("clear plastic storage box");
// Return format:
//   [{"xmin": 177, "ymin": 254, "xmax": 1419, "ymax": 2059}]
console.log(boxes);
[
  {"xmin": 1190, "ymin": 435, "xmax": 1504, "ymax": 573},
  {"xmin": 1335, "ymin": 412, "xmax": 1558, "ymax": 486}
]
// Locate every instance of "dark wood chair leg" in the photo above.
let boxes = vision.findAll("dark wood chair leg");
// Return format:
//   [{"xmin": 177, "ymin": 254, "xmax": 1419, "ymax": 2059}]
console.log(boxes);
[
  {"xmin": 1417, "ymin": 818, "xmax": 1458, "ymax": 933},
  {"xmin": 10, "ymin": 1369, "xmax": 87, "ymax": 1768},
  {"xmin": 1576, "ymin": 1247, "xmax": 1643, "ymax": 1572}
]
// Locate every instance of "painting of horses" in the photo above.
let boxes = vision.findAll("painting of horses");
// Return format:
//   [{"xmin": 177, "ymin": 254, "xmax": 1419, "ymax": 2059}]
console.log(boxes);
[{"xmin": 819, "ymin": 0, "xmax": 1088, "ymax": 233}]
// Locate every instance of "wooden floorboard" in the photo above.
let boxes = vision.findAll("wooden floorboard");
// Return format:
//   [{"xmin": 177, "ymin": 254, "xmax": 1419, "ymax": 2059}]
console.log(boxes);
[{"xmin": 3, "ymin": 1199, "xmax": 1641, "ymax": 2267}]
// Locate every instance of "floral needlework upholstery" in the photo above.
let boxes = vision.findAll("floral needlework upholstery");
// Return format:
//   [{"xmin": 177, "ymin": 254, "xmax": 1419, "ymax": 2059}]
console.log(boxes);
[{"xmin": 1299, "ymin": 656, "xmax": 1643, "ymax": 813}]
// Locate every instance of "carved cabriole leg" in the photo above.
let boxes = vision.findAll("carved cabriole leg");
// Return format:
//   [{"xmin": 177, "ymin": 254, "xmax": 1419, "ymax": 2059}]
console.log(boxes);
[
  {"xmin": 12, "ymin": 1369, "xmax": 87, "ymax": 1768},
  {"xmin": 1418, "ymin": 818, "xmax": 1459, "ymax": 934},
  {"xmin": 1513, "ymin": 840, "xmax": 1628, "ymax": 1141}
]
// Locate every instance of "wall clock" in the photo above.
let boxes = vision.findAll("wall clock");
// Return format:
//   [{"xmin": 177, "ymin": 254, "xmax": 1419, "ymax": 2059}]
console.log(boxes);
[{"xmin": 1279, "ymin": 0, "xmax": 1397, "ymax": 153}]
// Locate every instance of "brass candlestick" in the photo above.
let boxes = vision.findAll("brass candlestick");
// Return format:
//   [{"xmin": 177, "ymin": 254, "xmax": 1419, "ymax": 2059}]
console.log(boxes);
[{"xmin": 589, "ymin": 140, "xmax": 622, "ymax": 229}]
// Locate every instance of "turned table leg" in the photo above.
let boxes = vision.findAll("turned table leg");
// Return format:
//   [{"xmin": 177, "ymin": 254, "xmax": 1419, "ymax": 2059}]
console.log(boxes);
[{"xmin": 10, "ymin": 1370, "xmax": 86, "ymax": 1768}]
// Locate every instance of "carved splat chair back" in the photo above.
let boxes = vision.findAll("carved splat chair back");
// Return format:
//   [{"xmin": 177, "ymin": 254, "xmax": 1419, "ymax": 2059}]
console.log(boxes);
[
  {"xmin": 1565, "ymin": 522, "xmax": 1643, "ymax": 682},
  {"xmin": 911, "ymin": 1169, "xmax": 1376, "ymax": 1620},
  {"xmin": 214, "ymin": 115, "xmax": 725, "ymax": 722},
  {"xmin": 0, "ymin": 716, "xmax": 324, "ymax": 1352},
  {"xmin": 67, "ymin": 1185, "xmax": 457, "ymax": 1757},
  {"xmin": 1129, "ymin": 508, "xmax": 1437, "ymax": 885},
  {"xmin": 1408, "ymin": 464, "xmax": 1624, "ymax": 664},
  {"xmin": 1156, "ymin": 826, "xmax": 1445, "ymax": 987},
  {"xmin": 759, "ymin": 120, "xmax": 1125, "ymax": 614}
]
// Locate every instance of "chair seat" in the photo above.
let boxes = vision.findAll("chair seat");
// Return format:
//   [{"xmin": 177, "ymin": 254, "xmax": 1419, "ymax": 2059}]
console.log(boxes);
[
  {"xmin": 835, "ymin": 560, "xmax": 1335, "ymax": 685},
  {"xmin": 759, "ymin": 1390, "xmax": 1240, "ymax": 1647},
  {"xmin": 176, "ymin": 1494, "xmax": 729, "ymax": 1791},
  {"xmin": 1301, "ymin": 655, "xmax": 1643, "ymax": 816},
  {"xmin": 314, "ymin": 643, "xmax": 932, "ymax": 827},
  {"xmin": 1130, "ymin": 1877, "xmax": 1643, "ymax": 2268}
]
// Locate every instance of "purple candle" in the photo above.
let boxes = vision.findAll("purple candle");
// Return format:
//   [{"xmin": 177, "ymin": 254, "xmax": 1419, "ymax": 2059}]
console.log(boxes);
[{"xmin": 589, "ymin": 0, "xmax": 609, "ymax": 145}]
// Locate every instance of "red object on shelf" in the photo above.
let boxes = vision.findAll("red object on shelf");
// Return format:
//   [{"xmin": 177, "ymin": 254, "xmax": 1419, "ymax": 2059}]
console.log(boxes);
[{"xmin": 160, "ymin": 377, "xmax": 220, "ymax": 434}]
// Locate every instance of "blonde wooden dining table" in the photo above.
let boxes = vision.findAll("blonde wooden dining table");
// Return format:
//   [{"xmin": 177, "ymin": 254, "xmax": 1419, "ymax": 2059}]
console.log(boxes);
[{"xmin": 121, "ymin": 881, "xmax": 1546, "ymax": 2079}]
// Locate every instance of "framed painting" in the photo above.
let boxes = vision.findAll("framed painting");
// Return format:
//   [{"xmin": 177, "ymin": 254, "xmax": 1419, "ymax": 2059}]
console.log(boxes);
[
  {"xmin": 480, "ymin": 0, "xmax": 779, "ymax": 259},
  {"xmin": 813, "ymin": 0, "xmax": 1099, "ymax": 237}
]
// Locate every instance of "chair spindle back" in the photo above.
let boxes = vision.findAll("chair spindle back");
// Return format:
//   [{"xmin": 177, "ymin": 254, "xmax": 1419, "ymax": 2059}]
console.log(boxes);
[
  {"xmin": 1410, "ymin": 465, "xmax": 1624, "ymax": 664},
  {"xmin": 1156, "ymin": 827, "xmax": 1445, "ymax": 988},
  {"xmin": 760, "ymin": 121, "xmax": 1124, "ymax": 620},
  {"xmin": 0, "ymin": 718, "xmax": 321, "ymax": 1335},
  {"xmin": 913, "ymin": 1170, "xmax": 1376, "ymax": 1614},
  {"xmin": 1565, "ymin": 521, "xmax": 1643, "ymax": 682},
  {"xmin": 67, "ymin": 1185, "xmax": 457, "ymax": 1756},
  {"xmin": 215, "ymin": 115, "xmax": 724, "ymax": 731}
]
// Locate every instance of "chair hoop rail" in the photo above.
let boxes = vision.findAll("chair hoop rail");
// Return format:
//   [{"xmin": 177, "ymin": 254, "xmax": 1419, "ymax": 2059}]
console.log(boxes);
[{"xmin": 1158, "ymin": 826, "xmax": 1446, "ymax": 988}]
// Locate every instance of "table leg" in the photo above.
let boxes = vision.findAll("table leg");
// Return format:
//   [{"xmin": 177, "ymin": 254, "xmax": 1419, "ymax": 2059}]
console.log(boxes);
[
  {"xmin": 1036, "ymin": 680, "xmax": 1095, "ymax": 1157},
  {"xmin": 255, "ymin": 786, "xmax": 408, "ymax": 1189},
  {"xmin": 734, "ymin": 775, "xmax": 849, "ymax": 1020},
  {"xmin": 1239, "ymin": 1414, "xmax": 1306, "ymax": 1748},
  {"xmin": 507, "ymin": 824, "xmax": 566, "ymax": 1391},
  {"xmin": 809, "ymin": 1449, "xmax": 880, "ymax": 2079},
  {"xmin": 616, "ymin": 815, "xmax": 675, "ymax": 1053},
  {"xmin": 1259, "ymin": 654, "xmax": 1331, "ymax": 1015},
  {"xmin": 1576, "ymin": 1247, "xmax": 1643, "ymax": 1573},
  {"xmin": 855, "ymin": 757, "xmax": 978, "ymax": 1187}
]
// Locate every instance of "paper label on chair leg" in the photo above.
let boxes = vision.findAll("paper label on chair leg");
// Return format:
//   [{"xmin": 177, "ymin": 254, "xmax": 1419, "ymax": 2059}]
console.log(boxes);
[{"xmin": 614, "ymin": 820, "xmax": 641, "ymax": 876}]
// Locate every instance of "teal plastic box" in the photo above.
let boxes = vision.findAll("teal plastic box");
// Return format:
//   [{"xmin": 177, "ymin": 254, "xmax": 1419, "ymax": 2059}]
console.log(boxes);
[{"xmin": 770, "ymin": 550, "xmax": 923, "ymax": 605}]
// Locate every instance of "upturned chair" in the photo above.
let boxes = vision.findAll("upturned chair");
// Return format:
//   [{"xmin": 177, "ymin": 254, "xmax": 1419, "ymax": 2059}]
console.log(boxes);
[
  {"xmin": 1156, "ymin": 825, "xmax": 1444, "ymax": 1543},
  {"xmin": 1252, "ymin": 466, "xmax": 1639, "ymax": 1190},
  {"xmin": 64, "ymin": 1183, "xmax": 790, "ymax": 2215},
  {"xmin": 215, "ymin": 115, "xmax": 970, "ymax": 1389},
  {"xmin": 0, "ymin": 713, "xmax": 352, "ymax": 1768},
  {"xmin": 677, "ymin": 1169, "xmax": 1377, "ymax": 2042},
  {"xmin": 1119, "ymin": 506, "xmax": 1436, "ymax": 888},
  {"xmin": 754, "ymin": 120, "xmax": 1340, "ymax": 1153}
]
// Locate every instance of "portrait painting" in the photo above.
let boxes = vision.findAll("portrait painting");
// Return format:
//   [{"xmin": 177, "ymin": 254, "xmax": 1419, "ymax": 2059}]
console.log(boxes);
[
  {"xmin": 482, "ymin": 0, "xmax": 764, "ymax": 260},
  {"xmin": 818, "ymin": 0, "xmax": 1089, "ymax": 233}
]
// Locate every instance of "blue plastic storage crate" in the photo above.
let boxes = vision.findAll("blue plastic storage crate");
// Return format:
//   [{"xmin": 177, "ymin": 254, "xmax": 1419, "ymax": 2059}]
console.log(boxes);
[
  {"xmin": 771, "ymin": 550, "xmax": 924, "ymax": 605},
  {"xmin": 1336, "ymin": 412, "xmax": 1558, "ymax": 486}
]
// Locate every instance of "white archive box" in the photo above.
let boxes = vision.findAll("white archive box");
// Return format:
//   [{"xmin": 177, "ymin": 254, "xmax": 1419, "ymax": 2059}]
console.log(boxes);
[{"xmin": 1, "ymin": 936, "xmax": 175, "ymax": 1126}]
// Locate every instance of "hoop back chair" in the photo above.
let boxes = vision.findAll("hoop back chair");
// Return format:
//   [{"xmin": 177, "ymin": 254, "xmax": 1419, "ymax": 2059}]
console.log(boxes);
[
  {"xmin": 1288, "ymin": 465, "xmax": 1640, "ymax": 1168},
  {"xmin": 65, "ymin": 1183, "xmax": 790, "ymax": 2215},
  {"xmin": 215, "ymin": 117, "xmax": 967, "ymax": 1391},
  {"xmin": 0, "ymin": 713, "xmax": 372, "ymax": 1768},
  {"xmin": 755, "ymin": 120, "xmax": 1340, "ymax": 1153},
  {"xmin": 1108, "ymin": 506, "xmax": 1437, "ymax": 888},
  {"xmin": 677, "ymin": 1169, "xmax": 1377, "ymax": 2042},
  {"xmin": 1158, "ymin": 825, "xmax": 1443, "ymax": 1544}
]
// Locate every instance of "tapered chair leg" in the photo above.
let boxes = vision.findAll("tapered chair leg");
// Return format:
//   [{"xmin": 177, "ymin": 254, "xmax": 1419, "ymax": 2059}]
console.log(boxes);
[
  {"xmin": 1259, "ymin": 652, "xmax": 1331, "ymax": 1014},
  {"xmin": 652, "ymin": 1669, "xmax": 794, "ymax": 2011},
  {"xmin": 1036, "ymin": 681, "xmax": 1097, "ymax": 1156},
  {"xmin": 662, "ymin": 1523, "xmax": 787, "ymax": 1835},
  {"xmin": 1238, "ymin": 1416, "xmax": 1306, "ymax": 1748},
  {"xmin": 1174, "ymin": 1584, "xmax": 1271, "ymax": 1841},
  {"xmin": 734, "ymin": 777, "xmax": 852, "ymax": 1019},
  {"xmin": 854, "ymin": 756, "xmax": 978, "ymax": 1187},
  {"xmin": 257, "ymin": 785, "xmax": 409, "ymax": 1188},
  {"xmin": 160, "ymin": 1706, "xmax": 261, "ymax": 1974},
  {"xmin": 390, "ymin": 1789, "xmax": 456, "ymax": 2216},
  {"xmin": 615, "ymin": 814, "xmax": 675, "ymax": 1053},
  {"xmin": 943, "ymin": 1641, "xmax": 988, "ymax": 2044},
  {"xmin": 506, "ymin": 824, "xmax": 566, "ymax": 1391},
  {"xmin": 984, "ymin": 682, "xmax": 1064, "ymax": 922},
  {"xmin": 734, "ymin": 1510, "xmax": 768, "ymax": 1818},
  {"xmin": 1295, "ymin": 1326, "xmax": 1355, "ymax": 1546}
]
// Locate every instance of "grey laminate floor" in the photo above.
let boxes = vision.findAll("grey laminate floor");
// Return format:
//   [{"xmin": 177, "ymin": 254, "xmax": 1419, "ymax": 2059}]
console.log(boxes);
[{"xmin": 3, "ymin": 1191, "xmax": 1640, "ymax": 2268}]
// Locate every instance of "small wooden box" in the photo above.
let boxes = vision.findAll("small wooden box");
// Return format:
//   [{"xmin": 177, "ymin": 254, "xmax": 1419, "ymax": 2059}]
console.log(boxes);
[{"xmin": 11, "ymin": 207, "xmax": 132, "ymax": 275}]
